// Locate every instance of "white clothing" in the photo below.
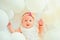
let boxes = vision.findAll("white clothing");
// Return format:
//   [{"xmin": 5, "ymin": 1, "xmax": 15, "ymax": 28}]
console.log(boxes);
[
  {"xmin": 21, "ymin": 25, "xmax": 39, "ymax": 40},
  {"xmin": 11, "ymin": 32, "xmax": 26, "ymax": 40}
]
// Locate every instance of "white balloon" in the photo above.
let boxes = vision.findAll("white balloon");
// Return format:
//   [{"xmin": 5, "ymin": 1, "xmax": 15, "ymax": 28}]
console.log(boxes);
[
  {"xmin": 5, "ymin": 9, "xmax": 14, "ymax": 20},
  {"xmin": 25, "ymin": 0, "xmax": 48, "ymax": 13},
  {"xmin": 11, "ymin": 32, "xmax": 26, "ymax": 40},
  {"xmin": 0, "ymin": 5, "xmax": 14, "ymax": 20},
  {"xmin": 0, "ymin": 0, "xmax": 25, "ymax": 13},
  {"xmin": 0, "ymin": 9, "xmax": 9, "ymax": 31},
  {"xmin": 0, "ymin": 31, "xmax": 12, "ymax": 40},
  {"xmin": 25, "ymin": 0, "xmax": 48, "ymax": 21},
  {"xmin": 0, "ymin": 9, "xmax": 12, "ymax": 40}
]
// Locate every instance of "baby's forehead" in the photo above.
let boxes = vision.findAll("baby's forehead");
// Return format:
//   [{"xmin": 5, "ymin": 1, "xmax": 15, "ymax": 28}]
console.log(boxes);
[
  {"xmin": 22, "ymin": 13, "xmax": 30, "ymax": 17},
  {"xmin": 22, "ymin": 12, "xmax": 35, "ymax": 20},
  {"xmin": 23, "ymin": 13, "xmax": 34, "ymax": 19},
  {"xmin": 22, "ymin": 15, "xmax": 33, "ymax": 19},
  {"xmin": 23, "ymin": 13, "xmax": 28, "ymax": 16}
]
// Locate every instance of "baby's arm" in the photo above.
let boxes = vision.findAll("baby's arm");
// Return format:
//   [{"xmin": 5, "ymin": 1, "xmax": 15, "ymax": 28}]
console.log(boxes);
[
  {"xmin": 7, "ymin": 22, "xmax": 22, "ymax": 33},
  {"xmin": 15, "ymin": 27, "xmax": 22, "ymax": 33},
  {"xmin": 7, "ymin": 22, "xmax": 15, "ymax": 33},
  {"xmin": 38, "ymin": 19, "xmax": 44, "ymax": 34}
]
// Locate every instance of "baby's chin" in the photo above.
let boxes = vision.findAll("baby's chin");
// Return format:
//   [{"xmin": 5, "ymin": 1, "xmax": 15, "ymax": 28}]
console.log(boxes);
[{"xmin": 24, "ymin": 25, "xmax": 33, "ymax": 29}]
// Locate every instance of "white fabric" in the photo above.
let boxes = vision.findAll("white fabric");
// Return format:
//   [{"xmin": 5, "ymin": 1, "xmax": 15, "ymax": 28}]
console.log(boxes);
[
  {"xmin": 21, "ymin": 25, "xmax": 39, "ymax": 40},
  {"xmin": 0, "ymin": 0, "xmax": 25, "ymax": 13},
  {"xmin": 0, "ymin": 31, "xmax": 11, "ymax": 40},
  {"xmin": 43, "ymin": 28, "xmax": 60, "ymax": 40},
  {"xmin": 11, "ymin": 32, "xmax": 26, "ymax": 40}
]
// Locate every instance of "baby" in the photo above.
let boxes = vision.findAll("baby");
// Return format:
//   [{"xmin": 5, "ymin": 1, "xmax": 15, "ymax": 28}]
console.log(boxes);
[
  {"xmin": 20, "ymin": 12, "xmax": 40, "ymax": 40},
  {"xmin": 8, "ymin": 12, "xmax": 40, "ymax": 40}
]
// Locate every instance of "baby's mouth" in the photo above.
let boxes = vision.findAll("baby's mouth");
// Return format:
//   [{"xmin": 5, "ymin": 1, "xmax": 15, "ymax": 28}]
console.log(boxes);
[{"xmin": 26, "ymin": 24, "xmax": 29, "ymax": 26}]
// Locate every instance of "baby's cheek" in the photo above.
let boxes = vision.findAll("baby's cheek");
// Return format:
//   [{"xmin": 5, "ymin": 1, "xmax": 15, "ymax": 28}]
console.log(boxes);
[
  {"xmin": 30, "ymin": 22, "xmax": 34, "ymax": 26},
  {"xmin": 22, "ymin": 21, "xmax": 26, "ymax": 26},
  {"xmin": 22, "ymin": 22, "xmax": 25, "ymax": 26},
  {"xmin": 23, "ymin": 23, "xmax": 26, "ymax": 26},
  {"xmin": 31, "ymin": 22, "xmax": 33, "ymax": 24}
]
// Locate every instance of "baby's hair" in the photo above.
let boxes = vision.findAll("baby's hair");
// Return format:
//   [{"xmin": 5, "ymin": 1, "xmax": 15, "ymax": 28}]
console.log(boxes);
[{"xmin": 22, "ymin": 12, "xmax": 34, "ymax": 19}]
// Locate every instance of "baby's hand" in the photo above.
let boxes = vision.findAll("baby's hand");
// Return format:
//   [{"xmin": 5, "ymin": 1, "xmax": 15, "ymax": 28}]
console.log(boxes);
[
  {"xmin": 7, "ymin": 22, "xmax": 12, "ymax": 29},
  {"xmin": 16, "ymin": 28, "xmax": 22, "ymax": 33},
  {"xmin": 38, "ymin": 19, "xmax": 43, "ymax": 26},
  {"xmin": 38, "ymin": 19, "xmax": 44, "ymax": 34},
  {"xmin": 7, "ymin": 22, "xmax": 15, "ymax": 33}
]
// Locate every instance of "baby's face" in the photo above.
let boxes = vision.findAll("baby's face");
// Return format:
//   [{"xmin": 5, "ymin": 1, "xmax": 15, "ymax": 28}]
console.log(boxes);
[{"xmin": 22, "ymin": 14, "xmax": 34, "ymax": 28}]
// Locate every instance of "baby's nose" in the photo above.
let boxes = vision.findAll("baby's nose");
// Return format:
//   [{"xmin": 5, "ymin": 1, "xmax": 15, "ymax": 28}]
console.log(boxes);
[{"xmin": 27, "ymin": 20, "xmax": 30, "ymax": 23}]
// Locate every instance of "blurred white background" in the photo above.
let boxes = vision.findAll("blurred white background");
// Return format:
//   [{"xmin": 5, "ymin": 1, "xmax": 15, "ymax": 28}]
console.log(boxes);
[{"xmin": 0, "ymin": 0, "xmax": 60, "ymax": 32}]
